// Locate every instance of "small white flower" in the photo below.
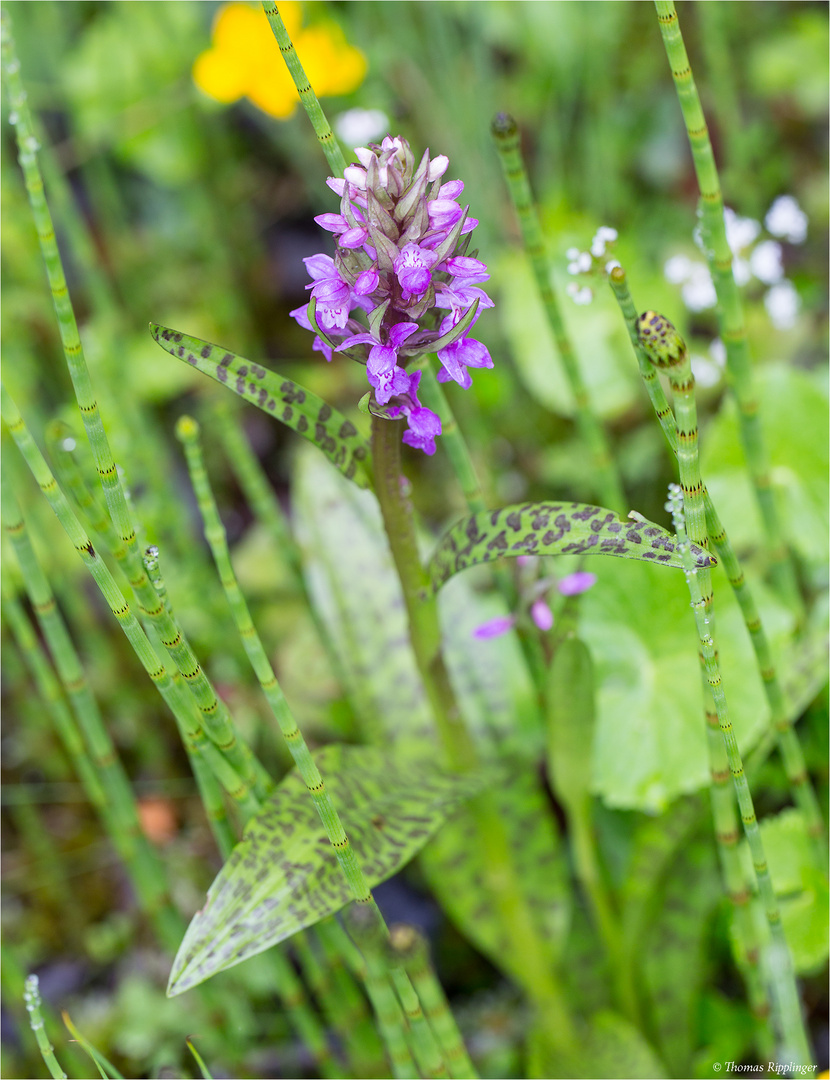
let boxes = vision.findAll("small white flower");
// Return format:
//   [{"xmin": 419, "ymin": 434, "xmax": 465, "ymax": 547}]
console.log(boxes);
[
  {"xmin": 664, "ymin": 254, "xmax": 693, "ymax": 284},
  {"xmin": 764, "ymin": 279, "xmax": 800, "ymax": 330},
  {"xmin": 567, "ymin": 260, "xmax": 581, "ymax": 276},
  {"xmin": 681, "ymin": 263, "xmax": 717, "ymax": 312},
  {"xmin": 335, "ymin": 109, "xmax": 391, "ymax": 147},
  {"xmin": 566, "ymin": 246, "xmax": 581, "ymax": 261},
  {"xmin": 732, "ymin": 257, "xmax": 752, "ymax": 287},
  {"xmin": 709, "ymin": 338, "xmax": 726, "ymax": 366},
  {"xmin": 724, "ymin": 207, "xmax": 761, "ymax": 254},
  {"xmin": 567, "ymin": 282, "xmax": 593, "ymax": 305},
  {"xmin": 604, "ymin": 259, "xmax": 621, "ymax": 274},
  {"xmin": 591, "ymin": 237, "xmax": 606, "ymax": 258},
  {"xmin": 749, "ymin": 240, "xmax": 784, "ymax": 285},
  {"xmin": 765, "ymin": 195, "xmax": 808, "ymax": 244},
  {"xmin": 596, "ymin": 226, "xmax": 618, "ymax": 243},
  {"xmin": 691, "ymin": 354, "xmax": 723, "ymax": 388},
  {"xmin": 577, "ymin": 251, "xmax": 592, "ymax": 273}
]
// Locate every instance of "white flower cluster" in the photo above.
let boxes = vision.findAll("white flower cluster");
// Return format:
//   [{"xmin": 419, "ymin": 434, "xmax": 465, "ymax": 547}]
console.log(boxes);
[
  {"xmin": 565, "ymin": 226, "xmax": 619, "ymax": 305},
  {"xmin": 664, "ymin": 195, "xmax": 807, "ymax": 330}
]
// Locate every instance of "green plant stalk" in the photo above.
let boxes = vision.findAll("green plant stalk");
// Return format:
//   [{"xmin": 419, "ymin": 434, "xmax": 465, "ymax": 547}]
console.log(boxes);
[
  {"xmin": 653, "ymin": 0, "xmax": 802, "ymax": 612},
  {"xmin": 0, "ymin": 18, "xmax": 270, "ymax": 810},
  {"xmin": 23, "ymin": 975, "xmax": 66, "ymax": 1080},
  {"xmin": 38, "ymin": 424, "xmax": 238, "ymax": 858},
  {"xmin": 490, "ymin": 112, "xmax": 626, "ymax": 515},
  {"xmin": 610, "ymin": 269, "xmax": 825, "ymax": 858},
  {"xmin": 1, "ymin": 386, "xmax": 261, "ymax": 825},
  {"xmin": 371, "ymin": 414, "xmax": 576, "ymax": 1051},
  {"xmin": 1, "ymin": 467, "xmax": 185, "ymax": 950},
  {"xmin": 61, "ymin": 1013, "xmax": 124, "ymax": 1080},
  {"xmin": 260, "ymin": 2, "xmax": 348, "ymax": 177},
  {"xmin": 636, "ymin": 311, "xmax": 783, "ymax": 1015},
  {"xmin": 389, "ymin": 925, "xmax": 478, "ymax": 1080},
  {"xmin": 668, "ymin": 486, "xmax": 813, "ymax": 1072},
  {"xmin": 176, "ymin": 415, "xmax": 443, "ymax": 1079},
  {"xmin": 293, "ymin": 932, "xmax": 354, "ymax": 1072}
]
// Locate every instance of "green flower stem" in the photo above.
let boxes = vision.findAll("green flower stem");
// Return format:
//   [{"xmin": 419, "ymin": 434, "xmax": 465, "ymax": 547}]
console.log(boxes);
[
  {"xmin": 260, "ymin": 2, "xmax": 347, "ymax": 178},
  {"xmin": 490, "ymin": 112, "xmax": 626, "ymax": 515},
  {"xmin": 371, "ymin": 413, "xmax": 576, "ymax": 1052},
  {"xmin": 669, "ymin": 488, "xmax": 813, "ymax": 1073},
  {"xmin": 389, "ymin": 925, "xmax": 478, "ymax": 1080},
  {"xmin": 1, "ymin": 466, "xmax": 185, "ymax": 951},
  {"xmin": 0, "ymin": 17, "xmax": 270, "ymax": 810},
  {"xmin": 652, "ymin": 0, "xmax": 802, "ymax": 614},
  {"xmin": 176, "ymin": 415, "xmax": 442, "ymax": 1079},
  {"xmin": 610, "ymin": 269, "xmax": 825, "ymax": 859},
  {"xmin": 23, "ymin": 975, "xmax": 66, "ymax": 1080},
  {"xmin": 1, "ymin": 386, "xmax": 260, "ymax": 826}
]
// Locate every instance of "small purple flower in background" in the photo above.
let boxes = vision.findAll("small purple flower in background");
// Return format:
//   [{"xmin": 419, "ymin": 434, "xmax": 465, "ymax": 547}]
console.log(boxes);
[
  {"xmin": 557, "ymin": 571, "xmax": 597, "ymax": 596},
  {"xmin": 530, "ymin": 598, "xmax": 554, "ymax": 631},
  {"xmin": 291, "ymin": 136, "xmax": 495, "ymax": 453},
  {"xmin": 472, "ymin": 615, "xmax": 516, "ymax": 641}
]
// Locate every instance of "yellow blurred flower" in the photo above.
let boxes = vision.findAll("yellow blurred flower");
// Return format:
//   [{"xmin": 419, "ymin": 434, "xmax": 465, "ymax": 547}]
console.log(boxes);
[{"xmin": 193, "ymin": 2, "xmax": 366, "ymax": 119}]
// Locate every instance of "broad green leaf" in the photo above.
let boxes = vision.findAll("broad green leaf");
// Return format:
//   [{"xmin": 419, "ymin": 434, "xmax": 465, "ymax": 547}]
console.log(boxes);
[
  {"xmin": 581, "ymin": 558, "xmax": 796, "ymax": 811},
  {"xmin": 167, "ymin": 745, "xmax": 483, "ymax": 996},
  {"xmin": 292, "ymin": 446, "xmax": 542, "ymax": 759},
  {"xmin": 420, "ymin": 764, "xmax": 571, "ymax": 992},
  {"xmin": 738, "ymin": 809, "xmax": 830, "ymax": 974},
  {"xmin": 428, "ymin": 502, "xmax": 713, "ymax": 591},
  {"xmin": 149, "ymin": 324, "xmax": 372, "ymax": 488}
]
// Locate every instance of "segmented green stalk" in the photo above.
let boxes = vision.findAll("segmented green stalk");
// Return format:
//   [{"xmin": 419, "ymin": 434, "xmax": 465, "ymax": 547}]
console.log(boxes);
[
  {"xmin": 175, "ymin": 415, "xmax": 438, "ymax": 1079},
  {"xmin": 1, "ymin": 386, "xmax": 260, "ymax": 824},
  {"xmin": 490, "ymin": 112, "xmax": 626, "ymax": 515},
  {"xmin": 371, "ymin": 415, "xmax": 576, "ymax": 1053},
  {"xmin": 1, "ymin": 465, "xmax": 185, "ymax": 949},
  {"xmin": 653, "ymin": 0, "xmax": 802, "ymax": 612},
  {"xmin": 635, "ymin": 312, "xmax": 780, "ymax": 1034},
  {"xmin": 668, "ymin": 486, "xmax": 813, "ymax": 1072},
  {"xmin": 38, "ymin": 423, "xmax": 238, "ymax": 856},
  {"xmin": 389, "ymin": 925, "xmax": 478, "ymax": 1080},
  {"xmin": 1, "ymin": 18, "xmax": 269, "ymax": 810},
  {"xmin": 610, "ymin": 270, "xmax": 825, "ymax": 858},
  {"xmin": 260, "ymin": 2, "xmax": 347, "ymax": 177},
  {"xmin": 23, "ymin": 975, "xmax": 66, "ymax": 1080}
]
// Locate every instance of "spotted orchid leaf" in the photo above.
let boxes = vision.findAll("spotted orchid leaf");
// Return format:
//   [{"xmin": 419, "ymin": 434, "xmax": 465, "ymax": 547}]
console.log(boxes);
[
  {"xmin": 149, "ymin": 324, "xmax": 372, "ymax": 488},
  {"xmin": 167, "ymin": 744, "xmax": 483, "ymax": 996},
  {"xmin": 427, "ymin": 502, "xmax": 714, "ymax": 591}
]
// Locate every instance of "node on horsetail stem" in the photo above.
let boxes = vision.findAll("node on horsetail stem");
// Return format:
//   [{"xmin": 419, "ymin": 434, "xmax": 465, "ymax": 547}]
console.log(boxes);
[{"xmin": 636, "ymin": 310, "xmax": 687, "ymax": 370}]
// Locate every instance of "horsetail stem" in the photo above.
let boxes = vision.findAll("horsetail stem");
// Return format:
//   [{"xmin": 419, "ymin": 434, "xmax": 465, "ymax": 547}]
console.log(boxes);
[
  {"xmin": 23, "ymin": 975, "xmax": 66, "ymax": 1080},
  {"xmin": 260, "ymin": 2, "xmax": 347, "ymax": 177},
  {"xmin": 490, "ymin": 112, "xmax": 626, "ymax": 515},
  {"xmin": 175, "ymin": 415, "xmax": 442, "ymax": 1076},
  {"xmin": 1, "ymin": 386, "xmax": 261, "ymax": 825},
  {"xmin": 652, "ymin": 1, "xmax": 802, "ymax": 613},
  {"xmin": 371, "ymin": 414, "xmax": 576, "ymax": 1050},
  {"xmin": 1, "ymin": 17, "xmax": 270, "ymax": 810},
  {"xmin": 1, "ymin": 463, "xmax": 185, "ymax": 950},
  {"xmin": 610, "ymin": 270, "xmax": 825, "ymax": 859},
  {"xmin": 668, "ymin": 486, "xmax": 813, "ymax": 1072},
  {"xmin": 389, "ymin": 925, "xmax": 478, "ymax": 1080}
]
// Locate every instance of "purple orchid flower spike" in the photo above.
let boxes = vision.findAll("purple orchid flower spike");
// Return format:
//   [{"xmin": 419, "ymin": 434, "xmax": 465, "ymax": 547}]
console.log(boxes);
[{"xmin": 290, "ymin": 136, "xmax": 495, "ymax": 454}]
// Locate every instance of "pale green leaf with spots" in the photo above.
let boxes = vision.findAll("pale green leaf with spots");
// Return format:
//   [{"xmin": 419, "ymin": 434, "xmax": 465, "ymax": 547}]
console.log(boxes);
[
  {"xmin": 149, "ymin": 324, "xmax": 372, "ymax": 488},
  {"xmin": 167, "ymin": 744, "xmax": 484, "ymax": 996}
]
